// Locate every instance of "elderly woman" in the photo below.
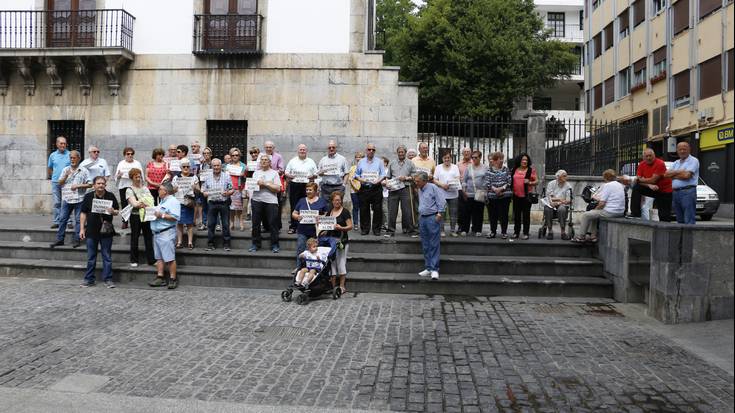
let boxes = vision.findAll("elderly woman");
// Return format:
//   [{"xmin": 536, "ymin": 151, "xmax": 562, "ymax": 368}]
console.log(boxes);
[
  {"xmin": 126, "ymin": 168, "xmax": 156, "ymax": 267},
  {"xmin": 115, "ymin": 147, "xmax": 143, "ymax": 229},
  {"xmin": 460, "ymin": 150, "xmax": 488, "ymax": 236},
  {"xmin": 544, "ymin": 169, "xmax": 573, "ymax": 240},
  {"xmin": 484, "ymin": 152, "xmax": 512, "ymax": 239},
  {"xmin": 510, "ymin": 153, "xmax": 538, "ymax": 240},
  {"xmin": 347, "ymin": 151, "xmax": 363, "ymax": 230},
  {"xmin": 433, "ymin": 151, "xmax": 461, "ymax": 237},
  {"xmin": 291, "ymin": 182, "xmax": 328, "ymax": 270},
  {"xmin": 172, "ymin": 159, "xmax": 200, "ymax": 249},
  {"xmin": 573, "ymin": 169, "xmax": 626, "ymax": 243},
  {"xmin": 285, "ymin": 144, "xmax": 318, "ymax": 234},
  {"xmin": 227, "ymin": 147, "xmax": 247, "ymax": 231},
  {"xmin": 50, "ymin": 150, "xmax": 91, "ymax": 249},
  {"xmin": 321, "ymin": 191, "xmax": 353, "ymax": 294},
  {"xmin": 146, "ymin": 148, "xmax": 168, "ymax": 205}
]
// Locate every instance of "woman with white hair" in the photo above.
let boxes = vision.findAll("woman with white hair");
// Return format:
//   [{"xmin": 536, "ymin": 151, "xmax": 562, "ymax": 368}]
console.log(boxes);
[{"xmin": 543, "ymin": 169, "xmax": 573, "ymax": 240}]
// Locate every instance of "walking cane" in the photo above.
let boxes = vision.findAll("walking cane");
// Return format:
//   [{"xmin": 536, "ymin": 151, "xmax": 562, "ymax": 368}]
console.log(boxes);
[{"xmin": 409, "ymin": 183, "xmax": 417, "ymax": 228}]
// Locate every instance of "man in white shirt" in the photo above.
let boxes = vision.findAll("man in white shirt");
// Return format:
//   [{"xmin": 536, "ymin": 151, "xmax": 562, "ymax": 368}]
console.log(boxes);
[
  {"xmin": 317, "ymin": 140, "xmax": 348, "ymax": 203},
  {"xmin": 284, "ymin": 144, "xmax": 318, "ymax": 233},
  {"xmin": 574, "ymin": 169, "xmax": 626, "ymax": 242},
  {"xmin": 249, "ymin": 156, "xmax": 283, "ymax": 253},
  {"xmin": 79, "ymin": 145, "xmax": 110, "ymax": 187}
]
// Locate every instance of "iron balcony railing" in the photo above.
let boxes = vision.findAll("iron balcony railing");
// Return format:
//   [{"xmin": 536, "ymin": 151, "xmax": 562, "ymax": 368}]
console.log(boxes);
[
  {"xmin": 193, "ymin": 14, "xmax": 263, "ymax": 55},
  {"xmin": 544, "ymin": 23, "xmax": 584, "ymax": 43},
  {"xmin": 0, "ymin": 9, "xmax": 134, "ymax": 50}
]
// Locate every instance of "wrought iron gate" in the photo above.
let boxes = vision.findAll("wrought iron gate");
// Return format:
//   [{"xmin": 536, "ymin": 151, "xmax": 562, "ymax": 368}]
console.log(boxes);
[
  {"xmin": 48, "ymin": 120, "xmax": 85, "ymax": 158},
  {"xmin": 206, "ymin": 120, "xmax": 248, "ymax": 161}
]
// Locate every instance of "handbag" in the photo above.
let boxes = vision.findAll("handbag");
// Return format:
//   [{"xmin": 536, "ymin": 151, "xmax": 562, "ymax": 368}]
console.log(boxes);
[
  {"xmin": 469, "ymin": 166, "xmax": 487, "ymax": 202},
  {"xmin": 100, "ymin": 220, "xmax": 114, "ymax": 236},
  {"xmin": 524, "ymin": 167, "xmax": 539, "ymax": 204}
]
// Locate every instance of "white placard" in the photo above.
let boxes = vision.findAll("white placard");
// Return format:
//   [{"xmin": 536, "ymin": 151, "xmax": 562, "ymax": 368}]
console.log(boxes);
[
  {"xmin": 247, "ymin": 161, "xmax": 259, "ymax": 171},
  {"xmin": 362, "ymin": 171, "xmax": 379, "ymax": 184},
  {"xmin": 245, "ymin": 178, "xmax": 260, "ymax": 192},
  {"xmin": 175, "ymin": 176, "xmax": 194, "ymax": 201},
  {"xmin": 386, "ymin": 178, "xmax": 405, "ymax": 191},
  {"xmin": 448, "ymin": 178, "xmax": 461, "ymax": 190},
  {"xmin": 299, "ymin": 210, "xmax": 319, "ymax": 224},
  {"xmin": 91, "ymin": 199, "xmax": 113, "ymax": 215},
  {"xmin": 199, "ymin": 169, "xmax": 213, "ymax": 182},
  {"xmin": 169, "ymin": 159, "xmax": 181, "ymax": 172},
  {"xmin": 292, "ymin": 171, "xmax": 309, "ymax": 183},
  {"xmin": 61, "ymin": 184, "xmax": 76, "ymax": 202},
  {"xmin": 205, "ymin": 185, "xmax": 225, "ymax": 202},
  {"xmin": 120, "ymin": 204, "xmax": 133, "ymax": 222},
  {"xmin": 144, "ymin": 207, "xmax": 157, "ymax": 222},
  {"xmin": 322, "ymin": 164, "xmax": 340, "ymax": 176},
  {"xmin": 415, "ymin": 167, "xmax": 432, "ymax": 175},
  {"xmin": 317, "ymin": 216, "xmax": 336, "ymax": 231},
  {"xmin": 227, "ymin": 164, "xmax": 243, "ymax": 176}
]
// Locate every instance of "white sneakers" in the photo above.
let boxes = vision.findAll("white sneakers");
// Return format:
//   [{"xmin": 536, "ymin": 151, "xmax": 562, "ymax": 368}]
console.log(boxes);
[
  {"xmin": 418, "ymin": 269, "xmax": 431, "ymax": 277},
  {"xmin": 430, "ymin": 271, "xmax": 439, "ymax": 280},
  {"xmin": 419, "ymin": 269, "xmax": 440, "ymax": 280}
]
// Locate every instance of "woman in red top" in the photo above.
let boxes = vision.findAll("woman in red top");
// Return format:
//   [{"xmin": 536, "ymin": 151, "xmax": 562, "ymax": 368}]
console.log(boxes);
[
  {"xmin": 146, "ymin": 148, "xmax": 169, "ymax": 205},
  {"xmin": 510, "ymin": 153, "xmax": 538, "ymax": 240}
]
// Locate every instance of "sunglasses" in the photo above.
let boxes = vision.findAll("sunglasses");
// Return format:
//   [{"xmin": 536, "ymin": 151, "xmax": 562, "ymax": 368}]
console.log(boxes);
[
  {"xmin": 182, "ymin": 165, "xmax": 190, "ymax": 168},
  {"xmin": 366, "ymin": 149, "xmax": 376, "ymax": 152},
  {"xmin": 232, "ymin": 154, "xmax": 241, "ymax": 157},
  {"xmin": 90, "ymin": 150, "xmax": 99, "ymax": 153},
  {"xmin": 125, "ymin": 153, "xmax": 134, "ymax": 156}
]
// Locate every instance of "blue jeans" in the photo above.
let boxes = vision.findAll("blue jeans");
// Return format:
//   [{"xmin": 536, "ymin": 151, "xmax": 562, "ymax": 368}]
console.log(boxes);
[
  {"xmin": 673, "ymin": 187, "xmax": 697, "ymax": 224},
  {"xmin": 51, "ymin": 182, "xmax": 62, "ymax": 225},
  {"xmin": 84, "ymin": 237, "xmax": 113, "ymax": 284},
  {"xmin": 56, "ymin": 201, "xmax": 82, "ymax": 242},
  {"xmin": 296, "ymin": 233, "xmax": 308, "ymax": 267},
  {"xmin": 207, "ymin": 202, "xmax": 231, "ymax": 245},
  {"xmin": 350, "ymin": 192, "xmax": 360, "ymax": 228},
  {"xmin": 419, "ymin": 214, "xmax": 441, "ymax": 272}
]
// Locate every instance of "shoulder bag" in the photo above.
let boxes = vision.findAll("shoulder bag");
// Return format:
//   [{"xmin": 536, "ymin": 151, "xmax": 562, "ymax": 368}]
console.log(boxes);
[
  {"xmin": 471, "ymin": 166, "xmax": 487, "ymax": 203},
  {"xmin": 525, "ymin": 167, "xmax": 539, "ymax": 204}
]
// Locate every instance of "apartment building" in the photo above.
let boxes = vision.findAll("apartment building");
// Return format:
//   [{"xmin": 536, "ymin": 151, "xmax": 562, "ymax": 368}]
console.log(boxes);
[
  {"xmin": 0, "ymin": 0, "xmax": 418, "ymax": 213},
  {"xmin": 583, "ymin": 0, "xmax": 734, "ymax": 202}
]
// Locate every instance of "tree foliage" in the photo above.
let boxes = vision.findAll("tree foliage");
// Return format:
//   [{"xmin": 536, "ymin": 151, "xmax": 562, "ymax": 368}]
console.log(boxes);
[{"xmin": 378, "ymin": 0, "xmax": 579, "ymax": 117}]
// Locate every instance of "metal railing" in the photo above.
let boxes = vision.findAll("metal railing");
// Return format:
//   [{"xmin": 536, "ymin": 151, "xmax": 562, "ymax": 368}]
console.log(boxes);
[
  {"xmin": 545, "ymin": 118, "xmax": 648, "ymax": 176},
  {"xmin": 0, "ymin": 9, "xmax": 134, "ymax": 50},
  {"xmin": 193, "ymin": 14, "xmax": 262, "ymax": 55},
  {"xmin": 544, "ymin": 23, "xmax": 584, "ymax": 43},
  {"xmin": 418, "ymin": 115, "xmax": 528, "ymax": 164}
]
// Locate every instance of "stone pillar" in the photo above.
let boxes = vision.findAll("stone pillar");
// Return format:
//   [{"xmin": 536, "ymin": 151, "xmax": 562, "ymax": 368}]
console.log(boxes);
[{"xmin": 525, "ymin": 112, "xmax": 546, "ymax": 178}]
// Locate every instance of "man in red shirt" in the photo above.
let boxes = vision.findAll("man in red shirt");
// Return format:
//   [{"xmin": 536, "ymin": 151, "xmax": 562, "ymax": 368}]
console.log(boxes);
[{"xmin": 630, "ymin": 148, "xmax": 672, "ymax": 222}]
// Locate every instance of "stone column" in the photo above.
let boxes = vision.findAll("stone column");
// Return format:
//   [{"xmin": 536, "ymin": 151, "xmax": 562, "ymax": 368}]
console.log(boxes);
[{"xmin": 525, "ymin": 112, "xmax": 546, "ymax": 177}]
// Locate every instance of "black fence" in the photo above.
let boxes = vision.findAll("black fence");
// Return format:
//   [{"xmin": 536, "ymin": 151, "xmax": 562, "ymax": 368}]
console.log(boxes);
[
  {"xmin": 0, "ymin": 9, "xmax": 134, "ymax": 50},
  {"xmin": 193, "ymin": 14, "xmax": 262, "ymax": 55},
  {"xmin": 418, "ymin": 115, "xmax": 527, "ymax": 164},
  {"xmin": 545, "ymin": 118, "xmax": 648, "ymax": 176}
]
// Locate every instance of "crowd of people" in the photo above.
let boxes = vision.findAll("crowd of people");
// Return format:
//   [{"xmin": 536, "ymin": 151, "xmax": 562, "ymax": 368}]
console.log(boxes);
[{"xmin": 46, "ymin": 136, "xmax": 702, "ymax": 289}]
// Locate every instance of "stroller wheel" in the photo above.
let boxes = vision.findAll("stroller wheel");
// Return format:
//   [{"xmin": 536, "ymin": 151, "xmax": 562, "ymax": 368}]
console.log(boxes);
[
  {"xmin": 332, "ymin": 287, "xmax": 341, "ymax": 300},
  {"xmin": 281, "ymin": 290, "xmax": 292, "ymax": 302},
  {"xmin": 296, "ymin": 294, "xmax": 310, "ymax": 305}
]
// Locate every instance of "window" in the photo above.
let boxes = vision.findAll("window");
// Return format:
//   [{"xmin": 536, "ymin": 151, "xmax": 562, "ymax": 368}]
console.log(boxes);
[
  {"xmin": 604, "ymin": 23, "xmax": 614, "ymax": 50},
  {"xmin": 699, "ymin": 54, "xmax": 722, "ymax": 99},
  {"xmin": 594, "ymin": 84, "xmax": 603, "ymax": 110},
  {"xmin": 699, "ymin": 0, "xmax": 721, "ymax": 19},
  {"xmin": 604, "ymin": 77, "xmax": 615, "ymax": 104},
  {"xmin": 619, "ymin": 67, "xmax": 631, "ymax": 97},
  {"xmin": 547, "ymin": 12, "xmax": 565, "ymax": 38},
  {"xmin": 673, "ymin": 0, "xmax": 689, "ymax": 34},
  {"xmin": 572, "ymin": 46, "xmax": 583, "ymax": 75},
  {"xmin": 633, "ymin": 0, "xmax": 645, "ymax": 27},
  {"xmin": 651, "ymin": 47, "xmax": 667, "ymax": 81},
  {"xmin": 593, "ymin": 33, "xmax": 602, "ymax": 58},
  {"xmin": 592, "ymin": 0, "xmax": 602, "ymax": 11},
  {"xmin": 674, "ymin": 70, "xmax": 690, "ymax": 107},
  {"xmin": 652, "ymin": 0, "xmax": 665, "ymax": 15},
  {"xmin": 533, "ymin": 96, "xmax": 552, "ymax": 110},
  {"xmin": 652, "ymin": 105, "xmax": 668, "ymax": 135},
  {"xmin": 633, "ymin": 57, "xmax": 647, "ymax": 88},
  {"xmin": 619, "ymin": 8, "xmax": 630, "ymax": 38},
  {"xmin": 728, "ymin": 49, "xmax": 734, "ymax": 91},
  {"xmin": 206, "ymin": 120, "xmax": 248, "ymax": 161},
  {"xmin": 579, "ymin": 10, "xmax": 584, "ymax": 29}
]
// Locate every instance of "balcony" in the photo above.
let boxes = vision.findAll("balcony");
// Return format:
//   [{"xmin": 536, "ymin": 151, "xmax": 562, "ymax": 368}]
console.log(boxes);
[
  {"xmin": 0, "ymin": 9, "xmax": 135, "ymax": 96},
  {"xmin": 193, "ymin": 14, "xmax": 263, "ymax": 55},
  {"xmin": 545, "ymin": 23, "xmax": 584, "ymax": 43}
]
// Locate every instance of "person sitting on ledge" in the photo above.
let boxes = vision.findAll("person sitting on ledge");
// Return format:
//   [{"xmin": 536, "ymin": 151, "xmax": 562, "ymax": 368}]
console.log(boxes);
[{"xmin": 572, "ymin": 169, "xmax": 625, "ymax": 243}]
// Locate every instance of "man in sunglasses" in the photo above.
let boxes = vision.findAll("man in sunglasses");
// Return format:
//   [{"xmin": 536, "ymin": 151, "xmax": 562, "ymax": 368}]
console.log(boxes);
[
  {"xmin": 80, "ymin": 145, "xmax": 110, "ymax": 187},
  {"xmin": 317, "ymin": 140, "xmax": 348, "ymax": 203},
  {"xmin": 355, "ymin": 144, "xmax": 386, "ymax": 236}
]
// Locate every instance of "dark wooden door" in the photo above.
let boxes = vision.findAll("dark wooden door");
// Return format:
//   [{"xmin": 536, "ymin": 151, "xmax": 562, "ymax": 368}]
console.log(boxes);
[
  {"xmin": 47, "ymin": 0, "xmax": 96, "ymax": 48},
  {"xmin": 203, "ymin": 0, "xmax": 257, "ymax": 51}
]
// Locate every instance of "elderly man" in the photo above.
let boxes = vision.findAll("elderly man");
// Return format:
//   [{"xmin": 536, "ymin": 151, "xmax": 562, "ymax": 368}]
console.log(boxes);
[
  {"xmin": 415, "ymin": 171, "xmax": 445, "ymax": 280},
  {"xmin": 80, "ymin": 145, "xmax": 110, "ymax": 184},
  {"xmin": 318, "ymin": 140, "xmax": 349, "ymax": 203},
  {"xmin": 249, "ymin": 156, "xmax": 283, "ymax": 253},
  {"xmin": 626, "ymin": 148, "xmax": 673, "ymax": 222},
  {"xmin": 79, "ymin": 176, "xmax": 119, "ymax": 288},
  {"xmin": 50, "ymin": 150, "xmax": 92, "ymax": 248},
  {"xmin": 284, "ymin": 144, "xmax": 318, "ymax": 234},
  {"xmin": 384, "ymin": 145, "xmax": 417, "ymax": 236},
  {"xmin": 665, "ymin": 141, "xmax": 700, "ymax": 224},
  {"xmin": 573, "ymin": 169, "xmax": 626, "ymax": 243},
  {"xmin": 48, "ymin": 136, "xmax": 71, "ymax": 229},
  {"xmin": 355, "ymin": 143, "xmax": 386, "ymax": 236},
  {"xmin": 163, "ymin": 144, "xmax": 178, "ymax": 165},
  {"xmin": 148, "ymin": 182, "xmax": 181, "ymax": 289},
  {"xmin": 543, "ymin": 169, "xmax": 573, "ymax": 240},
  {"xmin": 412, "ymin": 142, "xmax": 436, "ymax": 180},
  {"xmin": 201, "ymin": 158, "xmax": 235, "ymax": 251},
  {"xmin": 262, "ymin": 140, "xmax": 285, "ymax": 231}
]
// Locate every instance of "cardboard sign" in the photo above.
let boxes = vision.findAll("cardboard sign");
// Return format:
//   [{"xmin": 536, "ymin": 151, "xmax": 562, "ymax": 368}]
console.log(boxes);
[
  {"xmin": 143, "ymin": 207, "xmax": 157, "ymax": 222},
  {"xmin": 386, "ymin": 178, "xmax": 405, "ymax": 191},
  {"xmin": 168, "ymin": 159, "xmax": 181, "ymax": 172},
  {"xmin": 291, "ymin": 171, "xmax": 309, "ymax": 183},
  {"xmin": 362, "ymin": 171, "xmax": 379, "ymax": 184},
  {"xmin": 91, "ymin": 198, "xmax": 113, "ymax": 215},
  {"xmin": 321, "ymin": 164, "xmax": 340, "ymax": 176},
  {"xmin": 175, "ymin": 176, "xmax": 194, "ymax": 201},
  {"xmin": 244, "ymin": 178, "xmax": 260, "ymax": 192},
  {"xmin": 120, "ymin": 204, "xmax": 133, "ymax": 222},
  {"xmin": 317, "ymin": 215, "xmax": 336, "ymax": 231},
  {"xmin": 199, "ymin": 169, "xmax": 213, "ymax": 182},
  {"xmin": 227, "ymin": 164, "xmax": 243, "ymax": 176},
  {"xmin": 299, "ymin": 210, "xmax": 319, "ymax": 224},
  {"xmin": 61, "ymin": 184, "xmax": 77, "ymax": 203}
]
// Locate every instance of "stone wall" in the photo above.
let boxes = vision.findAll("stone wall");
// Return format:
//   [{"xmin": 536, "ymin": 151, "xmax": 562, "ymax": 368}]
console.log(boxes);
[{"xmin": 0, "ymin": 53, "xmax": 418, "ymax": 213}]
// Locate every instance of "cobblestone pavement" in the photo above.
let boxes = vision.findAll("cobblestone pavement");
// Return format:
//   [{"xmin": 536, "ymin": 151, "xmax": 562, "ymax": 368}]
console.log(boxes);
[{"xmin": 0, "ymin": 278, "xmax": 732, "ymax": 412}]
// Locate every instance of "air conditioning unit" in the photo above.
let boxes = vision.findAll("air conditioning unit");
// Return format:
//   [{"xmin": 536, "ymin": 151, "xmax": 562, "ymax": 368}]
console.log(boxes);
[{"xmin": 698, "ymin": 107, "xmax": 714, "ymax": 121}]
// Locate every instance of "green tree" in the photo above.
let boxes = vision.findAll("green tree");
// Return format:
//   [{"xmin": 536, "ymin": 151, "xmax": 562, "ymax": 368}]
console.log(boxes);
[
  {"xmin": 375, "ymin": 0, "xmax": 416, "ymax": 65},
  {"xmin": 386, "ymin": 0, "xmax": 578, "ymax": 117}
]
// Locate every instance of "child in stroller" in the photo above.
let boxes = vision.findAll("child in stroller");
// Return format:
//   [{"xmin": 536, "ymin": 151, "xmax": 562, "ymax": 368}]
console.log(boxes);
[{"xmin": 281, "ymin": 237, "xmax": 341, "ymax": 305}]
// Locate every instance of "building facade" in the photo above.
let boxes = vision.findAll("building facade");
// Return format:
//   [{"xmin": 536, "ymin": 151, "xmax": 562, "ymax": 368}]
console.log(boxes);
[
  {"xmin": 583, "ymin": 0, "xmax": 734, "ymax": 202},
  {"xmin": 0, "ymin": 0, "xmax": 418, "ymax": 213}
]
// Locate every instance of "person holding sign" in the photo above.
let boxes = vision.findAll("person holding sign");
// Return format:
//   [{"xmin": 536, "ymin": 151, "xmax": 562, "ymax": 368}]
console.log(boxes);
[
  {"xmin": 249, "ymin": 156, "xmax": 282, "ymax": 253},
  {"xmin": 355, "ymin": 143, "xmax": 386, "ymax": 236},
  {"xmin": 412, "ymin": 142, "xmax": 436, "ymax": 180},
  {"xmin": 484, "ymin": 151, "xmax": 513, "ymax": 239},
  {"xmin": 290, "ymin": 182, "xmax": 328, "ymax": 269},
  {"xmin": 48, "ymin": 136, "xmax": 70, "ymax": 229},
  {"xmin": 80, "ymin": 145, "xmax": 110, "ymax": 186},
  {"xmin": 201, "ymin": 159, "xmax": 235, "ymax": 251},
  {"xmin": 79, "ymin": 176, "xmax": 119, "ymax": 288},
  {"xmin": 50, "ymin": 150, "xmax": 91, "ymax": 249},
  {"xmin": 196, "ymin": 147, "xmax": 214, "ymax": 229},
  {"xmin": 317, "ymin": 140, "xmax": 349, "ymax": 203},
  {"xmin": 460, "ymin": 151, "xmax": 488, "ymax": 237},
  {"xmin": 285, "ymin": 144, "xmax": 318, "ymax": 234},
  {"xmin": 321, "ymin": 191, "xmax": 353, "ymax": 294},
  {"xmin": 227, "ymin": 148, "xmax": 247, "ymax": 232},
  {"xmin": 433, "ymin": 151, "xmax": 461, "ymax": 237},
  {"xmin": 415, "ymin": 172, "xmax": 445, "ymax": 281},
  {"xmin": 148, "ymin": 182, "xmax": 181, "ymax": 290},
  {"xmin": 172, "ymin": 159, "xmax": 200, "ymax": 249},
  {"xmin": 164, "ymin": 144, "xmax": 189, "ymax": 180},
  {"xmin": 115, "ymin": 147, "xmax": 143, "ymax": 230},
  {"xmin": 346, "ymin": 152, "xmax": 364, "ymax": 230},
  {"xmin": 385, "ymin": 145, "xmax": 417, "ymax": 237},
  {"xmin": 125, "ymin": 168, "xmax": 156, "ymax": 268}
]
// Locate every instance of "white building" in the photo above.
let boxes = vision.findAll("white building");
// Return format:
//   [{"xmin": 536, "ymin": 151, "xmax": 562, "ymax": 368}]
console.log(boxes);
[{"xmin": 0, "ymin": 0, "xmax": 417, "ymax": 213}]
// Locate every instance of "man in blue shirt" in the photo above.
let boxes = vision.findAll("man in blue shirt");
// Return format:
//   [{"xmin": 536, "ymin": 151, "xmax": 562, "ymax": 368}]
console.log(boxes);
[
  {"xmin": 664, "ymin": 141, "xmax": 700, "ymax": 224},
  {"xmin": 149, "ymin": 182, "xmax": 182, "ymax": 289},
  {"xmin": 415, "ymin": 171, "xmax": 446, "ymax": 280},
  {"xmin": 47, "ymin": 136, "xmax": 70, "ymax": 229},
  {"xmin": 354, "ymin": 143, "xmax": 386, "ymax": 235}
]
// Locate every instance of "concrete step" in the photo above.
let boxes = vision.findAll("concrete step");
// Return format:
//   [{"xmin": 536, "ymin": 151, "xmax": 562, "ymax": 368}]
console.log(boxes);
[
  {"xmin": 0, "ymin": 228, "xmax": 595, "ymax": 258},
  {"xmin": 0, "ymin": 258, "xmax": 613, "ymax": 298},
  {"xmin": 0, "ymin": 241, "xmax": 603, "ymax": 277}
]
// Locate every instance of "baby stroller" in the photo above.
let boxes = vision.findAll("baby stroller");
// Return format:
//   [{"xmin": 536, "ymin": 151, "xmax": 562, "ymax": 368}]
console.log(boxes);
[
  {"xmin": 537, "ymin": 187, "xmax": 575, "ymax": 240},
  {"xmin": 280, "ymin": 238, "xmax": 341, "ymax": 305},
  {"xmin": 581, "ymin": 184, "xmax": 599, "ymax": 210}
]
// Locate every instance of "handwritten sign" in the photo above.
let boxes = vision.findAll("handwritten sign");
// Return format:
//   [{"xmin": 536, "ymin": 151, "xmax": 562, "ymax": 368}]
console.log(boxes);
[
  {"xmin": 247, "ymin": 161, "xmax": 259, "ymax": 171},
  {"xmin": 91, "ymin": 198, "xmax": 113, "ymax": 215},
  {"xmin": 317, "ymin": 216, "xmax": 336, "ymax": 231},
  {"xmin": 322, "ymin": 164, "xmax": 340, "ymax": 176},
  {"xmin": 386, "ymin": 178, "xmax": 405, "ymax": 191},
  {"xmin": 206, "ymin": 184, "xmax": 225, "ymax": 202},
  {"xmin": 120, "ymin": 204, "xmax": 133, "ymax": 222},
  {"xmin": 199, "ymin": 169, "xmax": 213, "ymax": 183},
  {"xmin": 144, "ymin": 207, "xmax": 157, "ymax": 222},
  {"xmin": 175, "ymin": 176, "xmax": 194, "ymax": 201},
  {"xmin": 61, "ymin": 185, "xmax": 77, "ymax": 203},
  {"xmin": 244, "ymin": 178, "xmax": 260, "ymax": 192},
  {"xmin": 227, "ymin": 164, "xmax": 243, "ymax": 176},
  {"xmin": 447, "ymin": 178, "xmax": 461, "ymax": 190},
  {"xmin": 168, "ymin": 159, "xmax": 181, "ymax": 172},
  {"xmin": 415, "ymin": 167, "xmax": 432, "ymax": 175},
  {"xmin": 362, "ymin": 171, "xmax": 379, "ymax": 184},
  {"xmin": 292, "ymin": 171, "xmax": 309, "ymax": 183},
  {"xmin": 299, "ymin": 210, "xmax": 319, "ymax": 224}
]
